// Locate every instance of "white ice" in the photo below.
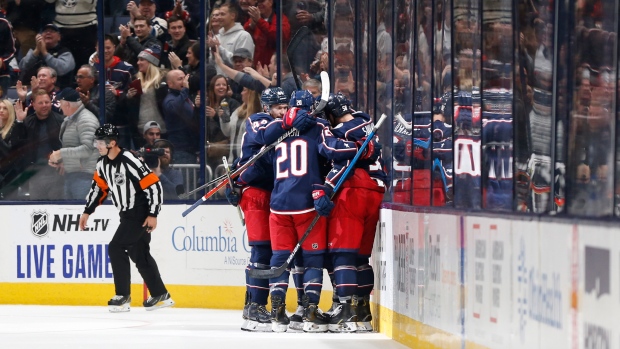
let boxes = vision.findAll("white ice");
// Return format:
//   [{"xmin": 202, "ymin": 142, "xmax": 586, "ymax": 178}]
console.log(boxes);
[{"xmin": 0, "ymin": 305, "xmax": 410, "ymax": 349}]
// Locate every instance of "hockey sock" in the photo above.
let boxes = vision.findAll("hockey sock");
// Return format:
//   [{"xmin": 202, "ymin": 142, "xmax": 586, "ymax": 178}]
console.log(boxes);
[
  {"xmin": 333, "ymin": 252, "xmax": 357, "ymax": 299},
  {"xmin": 249, "ymin": 245, "xmax": 272, "ymax": 304},
  {"xmin": 356, "ymin": 259, "xmax": 374, "ymax": 297},
  {"xmin": 302, "ymin": 253, "xmax": 324, "ymax": 304},
  {"xmin": 292, "ymin": 253, "xmax": 304, "ymax": 305},
  {"xmin": 269, "ymin": 252, "xmax": 291, "ymax": 300}
]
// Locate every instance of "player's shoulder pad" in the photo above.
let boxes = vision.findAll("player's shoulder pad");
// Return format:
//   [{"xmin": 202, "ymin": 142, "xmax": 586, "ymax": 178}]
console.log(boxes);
[{"xmin": 352, "ymin": 111, "xmax": 371, "ymax": 121}]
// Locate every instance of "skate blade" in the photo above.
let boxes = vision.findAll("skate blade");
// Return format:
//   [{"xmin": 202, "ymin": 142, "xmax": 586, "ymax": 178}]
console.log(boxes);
[
  {"xmin": 328, "ymin": 322, "xmax": 357, "ymax": 333},
  {"xmin": 356, "ymin": 321, "xmax": 373, "ymax": 332},
  {"xmin": 303, "ymin": 322, "xmax": 328, "ymax": 333},
  {"xmin": 288, "ymin": 321, "xmax": 304, "ymax": 331},
  {"xmin": 145, "ymin": 298, "xmax": 175, "ymax": 311},
  {"xmin": 241, "ymin": 320, "xmax": 272, "ymax": 332},
  {"xmin": 108, "ymin": 305, "xmax": 130, "ymax": 313},
  {"xmin": 271, "ymin": 322, "xmax": 289, "ymax": 333}
]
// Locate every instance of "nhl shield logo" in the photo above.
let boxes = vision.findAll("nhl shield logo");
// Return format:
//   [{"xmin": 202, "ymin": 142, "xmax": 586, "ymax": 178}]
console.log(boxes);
[
  {"xmin": 114, "ymin": 172, "xmax": 125, "ymax": 186},
  {"xmin": 31, "ymin": 211, "xmax": 49, "ymax": 237},
  {"xmin": 312, "ymin": 243, "xmax": 318, "ymax": 250}
]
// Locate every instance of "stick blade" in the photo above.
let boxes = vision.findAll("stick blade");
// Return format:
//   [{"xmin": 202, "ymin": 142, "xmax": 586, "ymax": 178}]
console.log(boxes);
[{"xmin": 248, "ymin": 264, "xmax": 288, "ymax": 279}]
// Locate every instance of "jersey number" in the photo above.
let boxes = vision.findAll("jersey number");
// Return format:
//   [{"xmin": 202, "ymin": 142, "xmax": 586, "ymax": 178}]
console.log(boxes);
[{"xmin": 276, "ymin": 140, "xmax": 308, "ymax": 179}]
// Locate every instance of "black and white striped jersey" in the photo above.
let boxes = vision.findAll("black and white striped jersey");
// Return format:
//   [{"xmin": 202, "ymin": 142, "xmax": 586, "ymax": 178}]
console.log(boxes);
[{"xmin": 84, "ymin": 150, "xmax": 163, "ymax": 217}]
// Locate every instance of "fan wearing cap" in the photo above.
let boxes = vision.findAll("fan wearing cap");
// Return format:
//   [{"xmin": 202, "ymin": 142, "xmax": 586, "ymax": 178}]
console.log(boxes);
[
  {"xmin": 48, "ymin": 87, "xmax": 101, "ymax": 200},
  {"xmin": 142, "ymin": 121, "xmax": 162, "ymax": 147},
  {"xmin": 46, "ymin": 0, "xmax": 97, "ymax": 72},
  {"xmin": 18, "ymin": 23, "xmax": 76, "ymax": 89},
  {"xmin": 125, "ymin": 46, "xmax": 168, "ymax": 144}
]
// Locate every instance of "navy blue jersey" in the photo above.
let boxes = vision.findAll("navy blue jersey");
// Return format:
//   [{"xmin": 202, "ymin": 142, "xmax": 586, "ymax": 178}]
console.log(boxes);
[
  {"xmin": 268, "ymin": 118, "xmax": 359, "ymax": 214},
  {"xmin": 236, "ymin": 112, "xmax": 275, "ymax": 192},
  {"xmin": 326, "ymin": 112, "xmax": 388, "ymax": 187}
]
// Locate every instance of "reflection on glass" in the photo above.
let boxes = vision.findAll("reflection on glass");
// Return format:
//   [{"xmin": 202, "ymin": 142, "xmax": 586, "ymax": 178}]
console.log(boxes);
[
  {"xmin": 391, "ymin": 0, "xmax": 414, "ymax": 205},
  {"xmin": 568, "ymin": 0, "xmax": 616, "ymax": 216},
  {"xmin": 481, "ymin": 0, "xmax": 513, "ymax": 211},
  {"xmin": 431, "ymin": 0, "xmax": 453, "ymax": 206},
  {"xmin": 453, "ymin": 0, "xmax": 482, "ymax": 209}
]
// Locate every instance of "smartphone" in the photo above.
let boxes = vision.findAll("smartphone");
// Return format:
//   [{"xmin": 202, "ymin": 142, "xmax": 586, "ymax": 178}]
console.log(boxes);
[{"xmin": 297, "ymin": 1, "xmax": 307, "ymax": 11}]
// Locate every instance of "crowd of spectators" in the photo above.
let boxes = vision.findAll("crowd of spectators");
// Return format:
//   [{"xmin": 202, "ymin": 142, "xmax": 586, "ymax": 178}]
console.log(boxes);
[{"xmin": 0, "ymin": 0, "xmax": 330, "ymax": 201}]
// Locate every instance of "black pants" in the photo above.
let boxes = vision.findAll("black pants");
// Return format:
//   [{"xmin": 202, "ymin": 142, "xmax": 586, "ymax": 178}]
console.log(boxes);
[{"xmin": 108, "ymin": 207, "xmax": 167, "ymax": 297}]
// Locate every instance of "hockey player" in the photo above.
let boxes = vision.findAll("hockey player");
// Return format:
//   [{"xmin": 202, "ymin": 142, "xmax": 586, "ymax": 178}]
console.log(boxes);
[
  {"xmin": 226, "ymin": 87, "xmax": 289, "ymax": 331},
  {"xmin": 255, "ymin": 92, "xmax": 375, "ymax": 333},
  {"xmin": 313, "ymin": 92, "xmax": 387, "ymax": 332},
  {"xmin": 79, "ymin": 124, "xmax": 174, "ymax": 312}
]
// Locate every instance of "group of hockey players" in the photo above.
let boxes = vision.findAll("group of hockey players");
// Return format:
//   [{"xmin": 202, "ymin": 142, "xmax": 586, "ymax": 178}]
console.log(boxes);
[{"xmin": 224, "ymin": 84, "xmax": 387, "ymax": 333}]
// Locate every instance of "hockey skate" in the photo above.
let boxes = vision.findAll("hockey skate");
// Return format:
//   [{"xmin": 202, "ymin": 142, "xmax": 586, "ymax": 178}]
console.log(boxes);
[
  {"xmin": 302, "ymin": 303, "xmax": 329, "ymax": 333},
  {"xmin": 108, "ymin": 295, "xmax": 131, "ymax": 313},
  {"xmin": 288, "ymin": 305, "xmax": 305, "ymax": 331},
  {"xmin": 241, "ymin": 303, "xmax": 272, "ymax": 332},
  {"xmin": 143, "ymin": 292, "xmax": 175, "ymax": 311},
  {"xmin": 328, "ymin": 302, "xmax": 357, "ymax": 333},
  {"xmin": 324, "ymin": 293, "xmax": 339, "ymax": 317},
  {"xmin": 242, "ymin": 291, "xmax": 251, "ymax": 320},
  {"xmin": 355, "ymin": 295, "xmax": 373, "ymax": 332},
  {"xmin": 270, "ymin": 295, "xmax": 289, "ymax": 332}
]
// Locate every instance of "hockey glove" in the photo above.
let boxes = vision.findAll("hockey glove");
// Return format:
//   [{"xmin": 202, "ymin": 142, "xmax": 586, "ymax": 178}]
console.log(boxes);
[
  {"xmin": 312, "ymin": 184, "xmax": 334, "ymax": 217},
  {"xmin": 225, "ymin": 182, "xmax": 242, "ymax": 207},
  {"xmin": 283, "ymin": 107, "xmax": 316, "ymax": 132},
  {"xmin": 357, "ymin": 137, "xmax": 382, "ymax": 161}
]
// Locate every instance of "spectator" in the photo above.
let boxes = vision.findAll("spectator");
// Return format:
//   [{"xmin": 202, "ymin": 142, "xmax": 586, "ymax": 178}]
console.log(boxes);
[
  {"xmin": 116, "ymin": 16, "xmax": 162, "ymax": 67},
  {"xmin": 142, "ymin": 120, "xmax": 162, "ymax": 146},
  {"xmin": 16, "ymin": 66, "xmax": 62, "ymax": 115},
  {"xmin": 75, "ymin": 65, "xmax": 117, "ymax": 120},
  {"xmin": 126, "ymin": 0, "xmax": 169, "ymax": 43},
  {"xmin": 164, "ymin": 0, "xmax": 198, "ymax": 40},
  {"xmin": 231, "ymin": 47, "xmax": 253, "ymax": 71},
  {"xmin": 280, "ymin": 55, "xmax": 297, "ymax": 97},
  {"xmin": 46, "ymin": 0, "xmax": 97, "ymax": 72},
  {"xmin": 162, "ymin": 15, "xmax": 194, "ymax": 70},
  {"xmin": 0, "ymin": 6, "xmax": 15, "ymax": 99},
  {"xmin": 236, "ymin": 0, "xmax": 256, "ymax": 26},
  {"xmin": 208, "ymin": 6, "xmax": 222, "ymax": 35},
  {"xmin": 18, "ymin": 24, "xmax": 76, "ymax": 88},
  {"xmin": 48, "ymin": 88, "xmax": 100, "ymax": 200},
  {"xmin": 162, "ymin": 69, "xmax": 197, "ymax": 164},
  {"xmin": 182, "ymin": 42, "xmax": 216, "ymax": 103},
  {"xmin": 5, "ymin": 0, "xmax": 49, "ymax": 58},
  {"xmin": 151, "ymin": 138, "xmax": 185, "ymax": 201},
  {"xmin": 205, "ymin": 74, "xmax": 239, "ymax": 170},
  {"xmin": 302, "ymin": 78, "xmax": 321, "ymax": 98},
  {"xmin": 91, "ymin": 35, "xmax": 135, "ymax": 96},
  {"xmin": 15, "ymin": 89, "xmax": 65, "ymax": 200},
  {"xmin": 125, "ymin": 46, "xmax": 168, "ymax": 148},
  {"xmin": 219, "ymin": 87, "xmax": 260, "ymax": 163},
  {"xmin": 209, "ymin": 2, "xmax": 255, "ymax": 74},
  {"xmin": 243, "ymin": 0, "xmax": 290, "ymax": 68},
  {"xmin": 0, "ymin": 99, "xmax": 27, "ymax": 199},
  {"xmin": 213, "ymin": 46, "xmax": 268, "ymax": 94}
]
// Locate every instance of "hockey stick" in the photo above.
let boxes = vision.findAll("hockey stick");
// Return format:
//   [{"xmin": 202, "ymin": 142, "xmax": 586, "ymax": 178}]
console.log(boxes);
[
  {"xmin": 248, "ymin": 113, "xmax": 388, "ymax": 279},
  {"xmin": 181, "ymin": 71, "xmax": 331, "ymax": 217},
  {"xmin": 287, "ymin": 26, "xmax": 312, "ymax": 90},
  {"xmin": 178, "ymin": 173, "xmax": 228, "ymax": 199},
  {"xmin": 394, "ymin": 113, "xmax": 412, "ymax": 130},
  {"xmin": 222, "ymin": 156, "xmax": 245, "ymax": 226}
]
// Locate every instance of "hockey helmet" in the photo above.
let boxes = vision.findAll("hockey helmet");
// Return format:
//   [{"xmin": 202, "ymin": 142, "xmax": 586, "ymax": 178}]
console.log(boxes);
[
  {"xmin": 260, "ymin": 87, "xmax": 288, "ymax": 109},
  {"xmin": 289, "ymin": 90, "xmax": 314, "ymax": 111},
  {"xmin": 95, "ymin": 124, "xmax": 119, "ymax": 140},
  {"xmin": 325, "ymin": 92, "xmax": 353, "ymax": 119}
]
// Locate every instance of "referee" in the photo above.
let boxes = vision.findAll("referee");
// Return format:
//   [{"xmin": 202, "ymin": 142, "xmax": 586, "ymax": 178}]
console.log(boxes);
[{"xmin": 79, "ymin": 124, "xmax": 174, "ymax": 312}]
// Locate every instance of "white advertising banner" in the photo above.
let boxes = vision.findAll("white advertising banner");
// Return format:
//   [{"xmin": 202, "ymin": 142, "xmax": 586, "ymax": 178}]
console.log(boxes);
[
  {"xmin": 511, "ymin": 221, "xmax": 570, "ymax": 349},
  {"xmin": 374, "ymin": 208, "xmax": 394, "ymax": 311},
  {"xmin": 578, "ymin": 225, "xmax": 617, "ymax": 349},
  {"xmin": 391, "ymin": 209, "xmax": 421, "ymax": 320},
  {"xmin": 424, "ymin": 213, "xmax": 461, "ymax": 336},
  {"xmin": 465, "ymin": 217, "xmax": 512, "ymax": 348},
  {"xmin": 0, "ymin": 204, "xmax": 249, "ymax": 286}
]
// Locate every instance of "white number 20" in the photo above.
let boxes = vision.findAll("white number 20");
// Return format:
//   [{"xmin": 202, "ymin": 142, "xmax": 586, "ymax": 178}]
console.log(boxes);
[{"xmin": 276, "ymin": 140, "xmax": 308, "ymax": 179}]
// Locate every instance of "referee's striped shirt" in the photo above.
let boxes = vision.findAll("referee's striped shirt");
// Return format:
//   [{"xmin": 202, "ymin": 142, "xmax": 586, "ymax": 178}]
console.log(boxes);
[{"xmin": 84, "ymin": 150, "xmax": 163, "ymax": 217}]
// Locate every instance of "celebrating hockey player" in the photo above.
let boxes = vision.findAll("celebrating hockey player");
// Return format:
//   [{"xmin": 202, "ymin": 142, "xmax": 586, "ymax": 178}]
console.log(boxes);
[
  {"xmin": 79, "ymin": 124, "xmax": 174, "ymax": 312},
  {"xmin": 315, "ymin": 92, "xmax": 387, "ymax": 332}
]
